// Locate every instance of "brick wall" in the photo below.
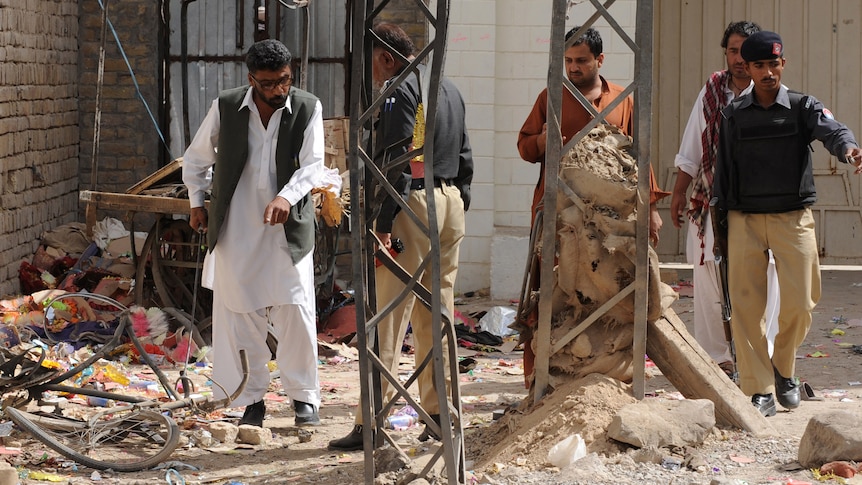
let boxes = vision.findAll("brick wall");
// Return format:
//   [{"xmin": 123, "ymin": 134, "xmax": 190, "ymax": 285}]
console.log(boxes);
[
  {"xmin": 77, "ymin": 0, "xmax": 162, "ymax": 194},
  {"xmin": 377, "ymin": 0, "xmax": 428, "ymax": 47},
  {"xmin": 0, "ymin": 0, "xmax": 80, "ymax": 298}
]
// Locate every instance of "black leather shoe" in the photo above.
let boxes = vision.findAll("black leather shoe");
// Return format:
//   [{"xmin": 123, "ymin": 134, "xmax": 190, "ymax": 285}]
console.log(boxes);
[
  {"xmin": 773, "ymin": 367, "xmax": 801, "ymax": 409},
  {"xmin": 418, "ymin": 414, "xmax": 441, "ymax": 442},
  {"xmin": 293, "ymin": 400, "xmax": 321, "ymax": 426},
  {"xmin": 328, "ymin": 425, "xmax": 364, "ymax": 451},
  {"xmin": 751, "ymin": 393, "xmax": 777, "ymax": 417},
  {"xmin": 239, "ymin": 400, "xmax": 266, "ymax": 427}
]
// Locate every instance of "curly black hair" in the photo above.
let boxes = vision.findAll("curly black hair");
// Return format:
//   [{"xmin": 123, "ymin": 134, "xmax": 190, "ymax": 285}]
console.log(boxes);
[
  {"xmin": 245, "ymin": 39, "xmax": 292, "ymax": 72},
  {"xmin": 565, "ymin": 26, "xmax": 602, "ymax": 58},
  {"xmin": 721, "ymin": 21, "xmax": 761, "ymax": 48}
]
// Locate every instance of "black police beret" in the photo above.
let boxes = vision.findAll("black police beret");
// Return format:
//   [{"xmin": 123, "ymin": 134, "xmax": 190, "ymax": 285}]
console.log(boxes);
[{"xmin": 741, "ymin": 31, "xmax": 783, "ymax": 61}]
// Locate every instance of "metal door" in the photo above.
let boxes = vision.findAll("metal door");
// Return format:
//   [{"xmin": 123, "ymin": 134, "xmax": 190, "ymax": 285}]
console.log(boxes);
[
  {"xmin": 164, "ymin": 0, "xmax": 349, "ymax": 156},
  {"xmin": 654, "ymin": 0, "xmax": 862, "ymax": 263}
]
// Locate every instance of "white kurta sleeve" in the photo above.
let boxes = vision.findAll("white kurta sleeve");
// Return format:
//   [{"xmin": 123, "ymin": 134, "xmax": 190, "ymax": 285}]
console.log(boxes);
[
  {"xmin": 276, "ymin": 100, "xmax": 326, "ymax": 205},
  {"xmin": 673, "ymin": 85, "xmax": 708, "ymax": 179},
  {"xmin": 182, "ymin": 99, "xmax": 221, "ymax": 208}
]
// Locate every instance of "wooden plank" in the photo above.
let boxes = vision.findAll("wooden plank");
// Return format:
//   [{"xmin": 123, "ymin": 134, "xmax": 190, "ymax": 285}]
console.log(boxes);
[
  {"xmin": 775, "ymin": 0, "xmax": 805, "ymax": 93},
  {"xmin": 79, "ymin": 191, "xmax": 208, "ymax": 215},
  {"xmin": 746, "ymin": 0, "xmax": 777, "ymax": 30},
  {"xmin": 646, "ymin": 307, "xmax": 777, "ymax": 436},
  {"xmin": 679, "ymin": 0, "xmax": 705, "ymax": 112},
  {"xmin": 126, "ymin": 158, "xmax": 183, "ymax": 195},
  {"xmin": 702, "ymin": 1, "xmax": 725, "ymax": 78},
  {"xmin": 653, "ymin": 0, "xmax": 682, "ymax": 257},
  {"xmin": 653, "ymin": 0, "xmax": 682, "ymax": 195},
  {"xmin": 85, "ymin": 201, "xmax": 98, "ymax": 239},
  {"xmin": 804, "ymin": 0, "xmax": 837, "ymax": 169},
  {"xmin": 835, "ymin": 0, "xmax": 862, "ymax": 137},
  {"xmin": 323, "ymin": 117, "xmax": 350, "ymax": 173},
  {"xmin": 725, "ymin": 0, "xmax": 749, "ymax": 21}
]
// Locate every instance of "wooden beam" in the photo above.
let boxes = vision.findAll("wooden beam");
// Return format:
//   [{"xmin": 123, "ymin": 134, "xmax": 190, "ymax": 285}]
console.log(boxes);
[
  {"xmin": 646, "ymin": 308, "xmax": 777, "ymax": 436},
  {"xmin": 125, "ymin": 158, "xmax": 183, "ymax": 195},
  {"xmin": 79, "ymin": 190, "xmax": 208, "ymax": 215}
]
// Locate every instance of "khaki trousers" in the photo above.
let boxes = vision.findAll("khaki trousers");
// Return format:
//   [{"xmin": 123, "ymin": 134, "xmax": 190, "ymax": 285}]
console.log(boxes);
[
  {"xmin": 727, "ymin": 209, "xmax": 820, "ymax": 396},
  {"xmin": 356, "ymin": 183, "xmax": 465, "ymax": 425}
]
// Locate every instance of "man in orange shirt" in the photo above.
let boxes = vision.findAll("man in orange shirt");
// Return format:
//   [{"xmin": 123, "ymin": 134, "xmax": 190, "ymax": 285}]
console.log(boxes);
[{"xmin": 516, "ymin": 26, "xmax": 668, "ymax": 387}]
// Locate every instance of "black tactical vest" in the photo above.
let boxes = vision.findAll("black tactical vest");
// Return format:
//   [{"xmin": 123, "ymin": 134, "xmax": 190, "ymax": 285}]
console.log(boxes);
[{"xmin": 724, "ymin": 91, "xmax": 815, "ymax": 212}]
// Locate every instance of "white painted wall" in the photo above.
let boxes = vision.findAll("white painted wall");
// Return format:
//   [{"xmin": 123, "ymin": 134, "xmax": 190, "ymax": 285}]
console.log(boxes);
[{"xmin": 444, "ymin": 0, "xmax": 638, "ymax": 298}]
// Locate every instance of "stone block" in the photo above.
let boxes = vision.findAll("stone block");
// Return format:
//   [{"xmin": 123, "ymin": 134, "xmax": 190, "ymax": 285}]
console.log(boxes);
[
  {"xmin": 0, "ymin": 459, "xmax": 18, "ymax": 485},
  {"xmin": 798, "ymin": 411, "xmax": 862, "ymax": 468},
  {"xmin": 608, "ymin": 398, "xmax": 715, "ymax": 449},
  {"xmin": 237, "ymin": 425, "xmax": 273, "ymax": 445},
  {"xmin": 207, "ymin": 421, "xmax": 238, "ymax": 443}
]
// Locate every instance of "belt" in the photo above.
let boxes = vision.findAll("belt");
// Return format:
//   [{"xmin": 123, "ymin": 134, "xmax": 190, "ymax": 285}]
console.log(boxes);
[{"xmin": 411, "ymin": 178, "xmax": 453, "ymax": 190}]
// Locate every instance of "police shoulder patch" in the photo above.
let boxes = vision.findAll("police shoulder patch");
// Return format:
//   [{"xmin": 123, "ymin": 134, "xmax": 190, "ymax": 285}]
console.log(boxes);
[{"xmin": 823, "ymin": 108, "xmax": 835, "ymax": 120}]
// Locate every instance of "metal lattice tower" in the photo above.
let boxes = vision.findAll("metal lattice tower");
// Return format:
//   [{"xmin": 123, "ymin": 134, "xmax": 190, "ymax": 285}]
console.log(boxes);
[
  {"xmin": 347, "ymin": 1, "xmax": 465, "ymax": 483},
  {"xmin": 533, "ymin": 0, "xmax": 654, "ymax": 401}
]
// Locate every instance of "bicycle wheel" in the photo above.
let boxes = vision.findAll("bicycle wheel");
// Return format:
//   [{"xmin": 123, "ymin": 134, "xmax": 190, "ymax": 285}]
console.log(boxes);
[
  {"xmin": 6, "ymin": 407, "xmax": 180, "ymax": 471},
  {"xmin": 136, "ymin": 218, "xmax": 211, "ymax": 323}
]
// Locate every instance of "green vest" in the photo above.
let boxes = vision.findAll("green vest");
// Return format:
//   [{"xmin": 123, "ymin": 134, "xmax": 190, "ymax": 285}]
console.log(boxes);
[{"xmin": 209, "ymin": 85, "xmax": 317, "ymax": 264}]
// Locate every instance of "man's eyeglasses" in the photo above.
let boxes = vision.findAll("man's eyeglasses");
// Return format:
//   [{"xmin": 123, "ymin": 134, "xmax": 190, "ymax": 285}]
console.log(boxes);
[{"xmin": 250, "ymin": 73, "xmax": 293, "ymax": 91}]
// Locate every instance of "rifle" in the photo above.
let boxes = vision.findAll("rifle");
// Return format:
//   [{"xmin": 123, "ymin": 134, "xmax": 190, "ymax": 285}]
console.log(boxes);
[{"xmin": 709, "ymin": 197, "xmax": 737, "ymax": 382}]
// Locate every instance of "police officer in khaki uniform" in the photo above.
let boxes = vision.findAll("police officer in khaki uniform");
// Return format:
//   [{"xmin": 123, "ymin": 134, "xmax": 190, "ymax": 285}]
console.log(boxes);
[{"xmin": 714, "ymin": 31, "xmax": 862, "ymax": 416}]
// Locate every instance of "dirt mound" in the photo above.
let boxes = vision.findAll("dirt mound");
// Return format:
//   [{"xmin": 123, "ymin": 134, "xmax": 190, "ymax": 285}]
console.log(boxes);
[{"xmin": 466, "ymin": 373, "xmax": 636, "ymax": 470}]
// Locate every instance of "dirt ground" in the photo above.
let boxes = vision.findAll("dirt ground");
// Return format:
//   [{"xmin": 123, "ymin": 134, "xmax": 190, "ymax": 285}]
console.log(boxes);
[{"xmin": 4, "ymin": 267, "xmax": 862, "ymax": 484}]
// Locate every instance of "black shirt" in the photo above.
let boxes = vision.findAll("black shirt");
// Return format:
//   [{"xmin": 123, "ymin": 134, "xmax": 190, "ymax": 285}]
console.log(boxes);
[{"xmin": 374, "ymin": 64, "xmax": 473, "ymax": 233}]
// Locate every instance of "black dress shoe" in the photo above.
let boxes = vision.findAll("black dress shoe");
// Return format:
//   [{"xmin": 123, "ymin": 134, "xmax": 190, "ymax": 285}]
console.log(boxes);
[
  {"xmin": 751, "ymin": 393, "xmax": 777, "ymax": 417},
  {"xmin": 773, "ymin": 367, "xmax": 801, "ymax": 409},
  {"xmin": 328, "ymin": 425, "xmax": 364, "ymax": 451},
  {"xmin": 239, "ymin": 400, "xmax": 266, "ymax": 427},
  {"xmin": 293, "ymin": 400, "xmax": 321, "ymax": 426},
  {"xmin": 418, "ymin": 414, "xmax": 441, "ymax": 442}
]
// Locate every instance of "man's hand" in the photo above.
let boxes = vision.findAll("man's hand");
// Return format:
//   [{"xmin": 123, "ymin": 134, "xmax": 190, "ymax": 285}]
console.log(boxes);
[
  {"xmin": 649, "ymin": 203, "xmax": 662, "ymax": 246},
  {"xmin": 375, "ymin": 232, "xmax": 392, "ymax": 250},
  {"xmin": 847, "ymin": 147, "xmax": 862, "ymax": 174},
  {"xmin": 669, "ymin": 170, "xmax": 693, "ymax": 229},
  {"xmin": 536, "ymin": 123, "xmax": 568, "ymax": 156},
  {"xmin": 263, "ymin": 197, "xmax": 292, "ymax": 225},
  {"xmin": 536, "ymin": 123, "xmax": 548, "ymax": 155},
  {"xmin": 189, "ymin": 207, "xmax": 208, "ymax": 233}
]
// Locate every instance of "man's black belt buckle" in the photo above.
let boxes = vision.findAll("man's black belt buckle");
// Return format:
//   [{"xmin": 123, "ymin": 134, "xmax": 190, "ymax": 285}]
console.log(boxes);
[{"xmin": 411, "ymin": 178, "xmax": 452, "ymax": 191}]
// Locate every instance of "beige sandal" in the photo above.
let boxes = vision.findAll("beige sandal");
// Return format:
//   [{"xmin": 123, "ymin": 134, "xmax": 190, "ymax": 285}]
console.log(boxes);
[{"xmin": 801, "ymin": 381, "xmax": 823, "ymax": 401}]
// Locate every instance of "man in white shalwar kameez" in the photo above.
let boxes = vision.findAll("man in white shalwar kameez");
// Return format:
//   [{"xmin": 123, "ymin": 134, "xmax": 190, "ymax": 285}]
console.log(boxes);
[{"xmin": 183, "ymin": 39, "xmax": 324, "ymax": 427}]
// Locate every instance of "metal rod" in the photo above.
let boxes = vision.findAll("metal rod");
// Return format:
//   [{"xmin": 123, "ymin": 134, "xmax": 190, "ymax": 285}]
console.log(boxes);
[
  {"xmin": 534, "ymin": 0, "xmax": 569, "ymax": 401},
  {"xmin": 632, "ymin": 0, "xmax": 654, "ymax": 401},
  {"xmin": 90, "ymin": 0, "xmax": 109, "ymax": 190}
]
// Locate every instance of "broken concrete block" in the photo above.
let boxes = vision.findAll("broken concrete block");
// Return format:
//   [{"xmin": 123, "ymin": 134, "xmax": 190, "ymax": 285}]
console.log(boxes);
[
  {"xmin": 374, "ymin": 446, "xmax": 410, "ymax": 474},
  {"xmin": 208, "ymin": 421, "xmax": 238, "ymax": 443},
  {"xmin": 237, "ymin": 424, "xmax": 272, "ymax": 445},
  {"xmin": 0, "ymin": 460, "xmax": 18, "ymax": 485},
  {"xmin": 607, "ymin": 398, "xmax": 715, "ymax": 449},
  {"xmin": 798, "ymin": 411, "xmax": 862, "ymax": 468}
]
